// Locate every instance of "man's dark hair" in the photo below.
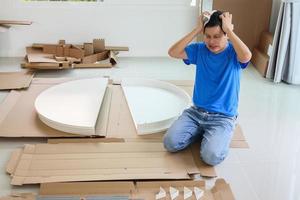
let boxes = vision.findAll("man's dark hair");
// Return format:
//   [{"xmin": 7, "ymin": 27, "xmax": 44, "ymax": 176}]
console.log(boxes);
[{"xmin": 204, "ymin": 10, "xmax": 225, "ymax": 34}]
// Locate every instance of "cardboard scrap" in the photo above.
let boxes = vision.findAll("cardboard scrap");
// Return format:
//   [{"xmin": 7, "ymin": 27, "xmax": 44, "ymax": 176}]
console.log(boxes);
[
  {"xmin": 23, "ymin": 39, "xmax": 128, "ymax": 69},
  {"xmin": 6, "ymin": 142, "xmax": 200, "ymax": 185},
  {"xmin": 251, "ymin": 32, "xmax": 273, "ymax": 77},
  {"xmin": 0, "ymin": 71, "xmax": 34, "ymax": 90}
]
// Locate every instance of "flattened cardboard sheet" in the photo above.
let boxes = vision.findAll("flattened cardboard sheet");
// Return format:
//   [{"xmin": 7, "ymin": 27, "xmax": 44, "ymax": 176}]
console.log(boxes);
[
  {"xmin": 0, "ymin": 71, "xmax": 34, "ymax": 90},
  {"xmin": 0, "ymin": 78, "xmax": 110, "ymax": 137},
  {"xmin": 38, "ymin": 178, "xmax": 234, "ymax": 200},
  {"xmin": 6, "ymin": 142, "xmax": 200, "ymax": 185},
  {"xmin": 27, "ymin": 54, "xmax": 58, "ymax": 63},
  {"xmin": 0, "ymin": 78, "xmax": 248, "ymax": 149}
]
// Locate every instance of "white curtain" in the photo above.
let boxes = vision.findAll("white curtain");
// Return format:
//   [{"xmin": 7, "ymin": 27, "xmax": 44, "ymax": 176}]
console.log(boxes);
[{"xmin": 266, "ymin": 0, "xmax": 300, "ymax": 84}]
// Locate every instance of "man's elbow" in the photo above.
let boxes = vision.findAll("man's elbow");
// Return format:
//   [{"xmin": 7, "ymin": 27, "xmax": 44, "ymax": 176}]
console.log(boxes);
[
  {"xmin": 168, "ymin": 48, "xmax": 176, "ymax": 58},
  {"xmin": 240, "ymin": 52, "xmax": 252, "ymax": 63}
]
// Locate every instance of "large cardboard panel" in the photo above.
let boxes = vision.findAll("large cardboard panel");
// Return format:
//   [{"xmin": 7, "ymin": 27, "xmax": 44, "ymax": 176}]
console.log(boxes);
[
  {"xmin": 0, "ymin": 78, "xmax": 248, "ymax": 150},
  {"xmin": 251, "ymin": 48, "xmax": 269, "ymax": 77},
  {"xmin": 6, "ymin": 142, "xmax": 200, "ymax": 185},
  {"xmin": 38, "ymin": 178, "xmax": 234, "ymax": 200},
  {"xmin": 213, "ymin": 0, "xmax": 272, "ymax": 51},
  {"xmin": 0, "ymin": 71, "xmax": 34, "ymax": 90},
  {"xmin": 40, "ymin": 181, "xmax": 134, "ymax": 196},
  {"xmin": 0, "ymin": 78, "xmax": 110, "ymax": 137},
  {"xmin": 258, "ymin": 31, "xmax": 273, "ymax": 55}
]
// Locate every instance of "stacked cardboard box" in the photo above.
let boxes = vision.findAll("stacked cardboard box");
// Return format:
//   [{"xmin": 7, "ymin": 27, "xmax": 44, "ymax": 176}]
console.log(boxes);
[
  {"xmin": 22, "ymin": 39, "xmax": 129, "ymax": 69},
  {"xmin": 251, "ymin": 32, "xmax": 273, "ymax": 77}
]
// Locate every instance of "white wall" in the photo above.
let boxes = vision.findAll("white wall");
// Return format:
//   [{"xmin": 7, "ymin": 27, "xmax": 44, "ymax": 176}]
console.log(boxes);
[{"xmin": 0, "ymin": 0, "xmax": 197, "ymax": 57}]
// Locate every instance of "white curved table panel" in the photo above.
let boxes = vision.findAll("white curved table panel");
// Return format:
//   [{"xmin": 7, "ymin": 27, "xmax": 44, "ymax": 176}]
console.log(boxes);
[
  {"xmin": 121, "ymin": 78, "xmax": 191, "ymax": 135},
  {"xmin": 35, "ymin": 78, "xmax": 108, "ymax": 135}
]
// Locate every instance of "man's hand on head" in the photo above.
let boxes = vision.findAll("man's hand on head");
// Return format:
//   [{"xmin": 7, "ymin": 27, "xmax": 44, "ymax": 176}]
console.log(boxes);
[
  {"xmin": 196, "ymin": 11, "xmax": 211, "ymax": 33},
  {"xmin": 220, "ymin": 12, "xmax": 234, "ymax": 34}
]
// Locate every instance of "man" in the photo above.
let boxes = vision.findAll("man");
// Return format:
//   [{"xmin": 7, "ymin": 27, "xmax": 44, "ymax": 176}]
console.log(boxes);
[{"xmin": 163, "ymin": 11, "xmax": 252, "ymax": 166}]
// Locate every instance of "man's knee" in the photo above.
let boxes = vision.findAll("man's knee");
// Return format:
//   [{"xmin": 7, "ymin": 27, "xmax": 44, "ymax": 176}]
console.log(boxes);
[
  {"xmin": 200, "ymin": 147, "xmax": 227, "ymax": 166},
  {"xmin": 163, "ymin": 133, "xmax": 185, "ymax": 152}
]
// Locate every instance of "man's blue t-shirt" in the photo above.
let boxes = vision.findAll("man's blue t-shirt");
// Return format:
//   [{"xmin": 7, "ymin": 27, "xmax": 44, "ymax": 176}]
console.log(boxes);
[{"xmin": 184, "ymin": 42, "xmax": 248, "ymax": 117}]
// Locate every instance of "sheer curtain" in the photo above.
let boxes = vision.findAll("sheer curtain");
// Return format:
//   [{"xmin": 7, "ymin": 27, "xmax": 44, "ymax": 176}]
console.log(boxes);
[{"xmin": 266, "ymin": 0, "xmax": 300, "ymax": 84}]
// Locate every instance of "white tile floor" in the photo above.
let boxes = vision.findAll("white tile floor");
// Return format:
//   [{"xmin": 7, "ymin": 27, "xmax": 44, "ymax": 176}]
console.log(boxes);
[{"xmin": 0, "ymin": 57, "xmax": 300, "ymax": 200}]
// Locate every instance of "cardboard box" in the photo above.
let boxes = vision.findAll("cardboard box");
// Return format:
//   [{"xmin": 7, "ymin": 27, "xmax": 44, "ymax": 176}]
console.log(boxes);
[
  {"xmin": 0, "ymin": 71, "xmax": 34, "ymax": 90},
  {"xmin": 6, "ymin": 142, "xmax": 200, "ymax": 185},
  {"xmin": 213, "ymin": 0, "xmax": 272, "ymax": 51},
  {"xmin": 251, "ymin": 48, "xmax": 269, "ymax": 77},
  {"xmin": 258, "ymin": 31, "xmax": 273, "ymax": 55}
]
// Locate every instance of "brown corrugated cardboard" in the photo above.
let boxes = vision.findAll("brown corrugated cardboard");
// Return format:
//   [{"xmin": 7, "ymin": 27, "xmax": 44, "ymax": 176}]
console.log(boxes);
[
  {"xmin": 33, "ymin": 43, "xmax": 129, "ymax": 52},
  {"xmin": 27, "ymin": 54, "xmax": 58, "ymax": 63},
  {"xmin": 0, "ymin": 78, "xmax": 110, "ymax": 137},
  {"xmin": 73, "ymin": 63, "xmax": 113, "ymax": 68},
  {"xmin": 45, "ymin": 138, "xmax": 217, "ymax": 178},
  {"xmin": 213, "ymin": 0, "xmax": 272, "ymax": 51},
  {"xmin": 105, "ymin": 46, "xmax": 129, "ymax": 51},
  {"xmin": 0, "ymin": 78, "xmax": 248, "ymax": 150},
  {"xmin": 82, "ymin": 53, "xmax": 98, "ymax": 64},
  {"xmin": 38, "ymin": 179, "xmax": 234, "ymax": 200},
  {"xmin": 93, "ymin": 39, "xmax": 105, "ymax": 53},
  {"xmin": 40, "ymin": 181, "xmax": 134, "ymax": 196},
  {"xmin": 0, "ymin": 180, "xmax": 234, "ymax": 200},
  {"xmin": 83, "ymin": 43, "xmax": 94, "ymax": 56},
  {"xmin": 251, "ymin": 48, "xmax": 269, "ymax": 77},
  {"xmin": 0, "ymin": 71, "xmax": 34, "ymax": 90},
  {"xmin": 24, "ymin": 40, "xmax": 127, "ymax": 69},
  {"xmin": 56, "ymin": 46, "xmax": 64, "ymax": 57},
  {"xmin": 69, "ymin": 47, "xmax": 84, "ymax": 59},
  {"xmin": 22, "ymin": 62, "xmax": 69, "ymax": 70},
  {"xmin": 48, "ymin": 138, "xmax": 125, "ymax": 144},
  {"xmin": 43, "ymin": 45, "xmax": 57, "ymax": 54},
  {"xmin": 258, "ymin": 31, "xmax": 273, "ymax": 55},
  {"xmin": 6, "ymin": 142, "xmax": 200, "ymax": 185}
]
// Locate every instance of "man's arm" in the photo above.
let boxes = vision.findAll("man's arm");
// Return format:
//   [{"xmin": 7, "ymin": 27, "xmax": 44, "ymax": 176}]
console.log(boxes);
[
  {"xmin": 220, "ymin": 12, "xmax": 252, "ymax": 63},
  {"xmin": 168, "ymin": 13, "xmax": 208, "ymax": 59}
]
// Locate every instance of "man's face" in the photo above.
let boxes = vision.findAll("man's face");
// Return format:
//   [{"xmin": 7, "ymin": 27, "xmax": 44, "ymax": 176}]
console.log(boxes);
[{"xmin": 204, "ymin": 26, "xmax": 228, "ymax": 53}]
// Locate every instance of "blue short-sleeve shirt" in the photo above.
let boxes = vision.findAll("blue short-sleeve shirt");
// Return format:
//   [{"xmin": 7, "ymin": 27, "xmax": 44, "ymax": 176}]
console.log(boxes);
[{"xmin": 184, "ymin": 42, "xmax": 248, "ymax": 117}]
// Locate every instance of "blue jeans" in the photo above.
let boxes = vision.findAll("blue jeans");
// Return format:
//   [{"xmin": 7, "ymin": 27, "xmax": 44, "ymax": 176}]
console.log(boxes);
[{"xmin": 163, "ymin": 106, "xmax": 236, "ymax": 166}]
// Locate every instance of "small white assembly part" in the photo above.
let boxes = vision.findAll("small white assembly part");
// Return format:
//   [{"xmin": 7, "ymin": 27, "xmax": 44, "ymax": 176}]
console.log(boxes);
[
  {"xmin": 169, "ymin": 186, "xmax": 179, "ymax": 200},
  {"xmin": 194, "ymin": 187, "xmax": 204, "ymax": 200},
  {"xmin": 183, "ymin": 187, "xmax": 193, "ymax": 199},
  {"xmin": 155, "ymin": 187, "xmax": 166, "ymax": 199}
]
